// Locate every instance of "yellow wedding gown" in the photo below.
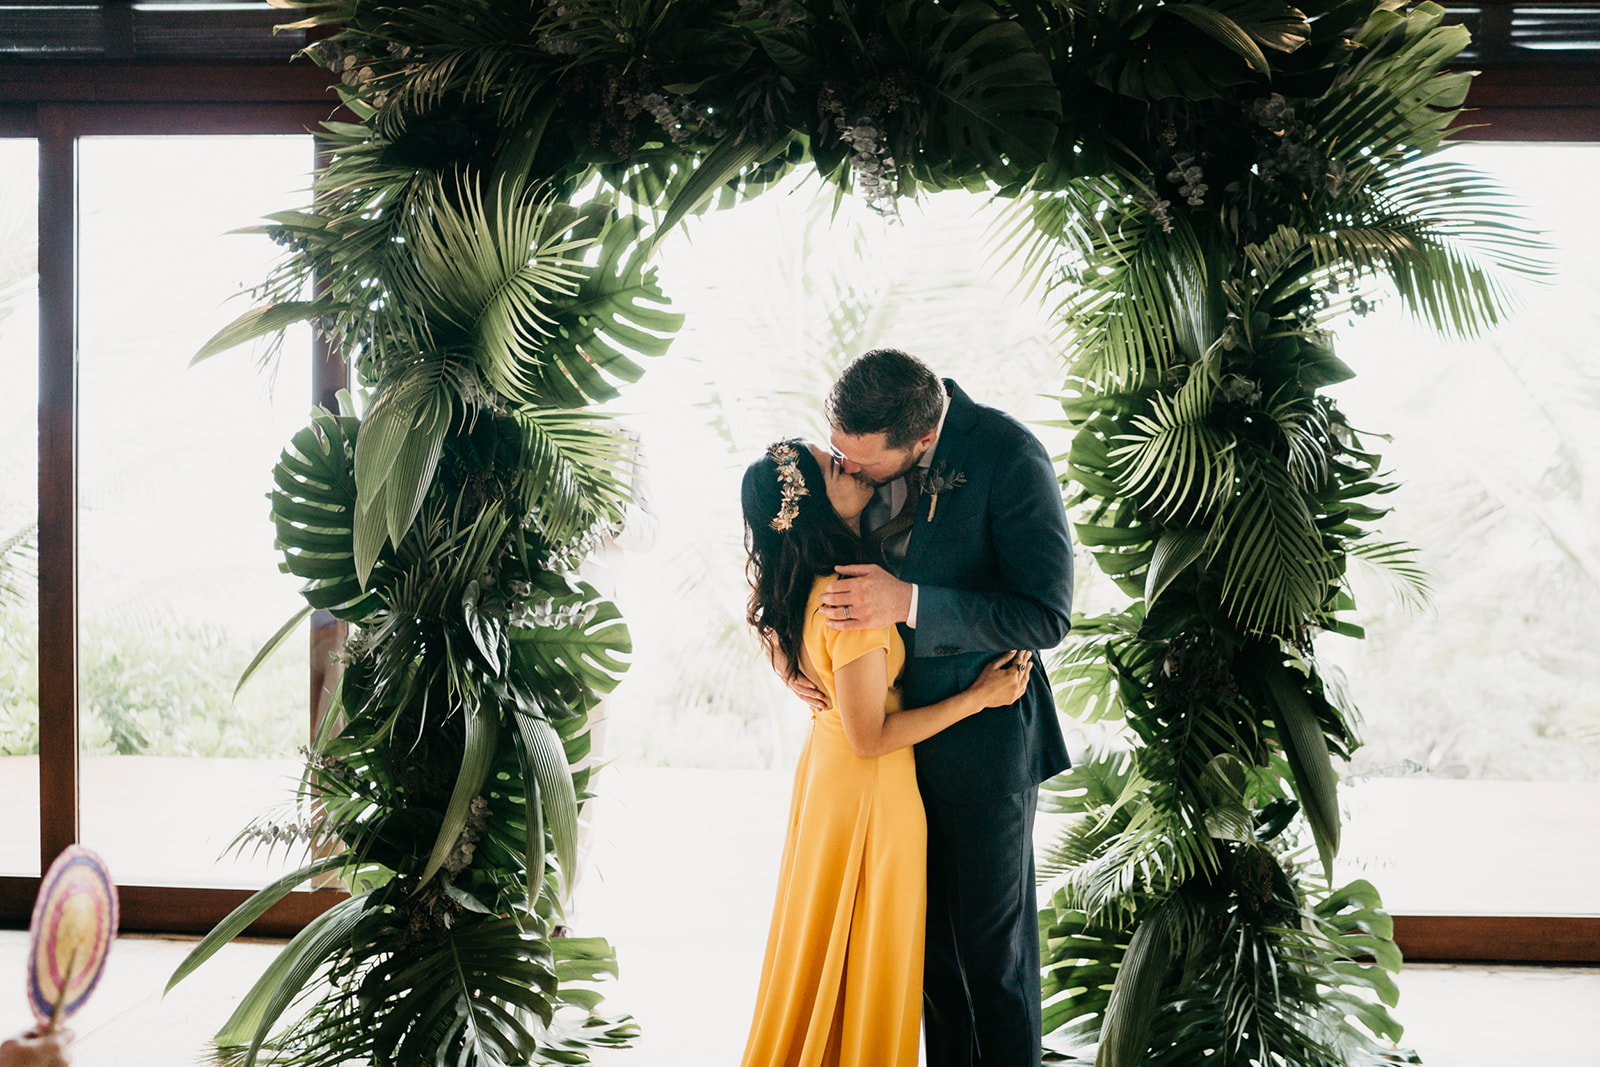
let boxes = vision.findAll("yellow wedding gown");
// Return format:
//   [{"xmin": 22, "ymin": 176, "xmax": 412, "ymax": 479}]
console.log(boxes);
[{"xmin": 739, "ymin": 575, "xmax": 926, "ymax": 1067}]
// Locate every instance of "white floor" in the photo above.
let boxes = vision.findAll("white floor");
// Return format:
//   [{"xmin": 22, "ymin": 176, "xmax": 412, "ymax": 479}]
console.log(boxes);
[{"xmin": 2, "ymin": 766, "xmax": 1597, "ymax": 1065}]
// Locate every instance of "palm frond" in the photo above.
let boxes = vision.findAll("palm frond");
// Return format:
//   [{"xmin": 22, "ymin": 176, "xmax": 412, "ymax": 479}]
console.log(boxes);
[
  {"xmin": 260, "ymin": 911, "xmax": 566, "ymax": 1067},
  {"xmin": 1309, "ymin": 158, "xmax": 1549, "ymax": 338},
  {"xmin": 212, "ymin": 892, "xmax": 379, "ymax": 1064},
  {"xmin": 1264, "ymin": 392, "xmax": 1331, "ymax": 491},
  {"xmin": 1213, "ymin": 459, "xmax": 1337, "ymax": 638},
  {"xmin": 1055, "ymin": 210, "xmax": 1206, "ymax": 388},
  {"xmin": 1344, "ymin": 538, "xmax": 1431, "ymax": 617},
  {"xmin": 985, "ymin": 176, "xmax": 1125, "ymax": 304},
  {"xmin": 394, "ymin": 175, "xmax": 591, "ymax": 406},
  {"xmin": 1096, "ymin": 900, "xmax": 1182, "ymax": 1067},
  {"xmin": 0, "ymin": 521, "xmax": 36, "ymax": 609},
  {"xmin": 1109, "ymin": 370, "xmax": 1237, "ymax": 525},
  {"xmin": 1048, "ymin": 614, "xmax": 1142, "ymax": 724},
  {"xmin": 1308, "ymin": 2, "xmax": 1470, "ymax": 168},
  {"xmin": 351, "ymin": 355, "xmax": 468, "ymax": 585},
  {"xmin": 513, "ymin": 410, "xmax": 634, "ymax": 546}
]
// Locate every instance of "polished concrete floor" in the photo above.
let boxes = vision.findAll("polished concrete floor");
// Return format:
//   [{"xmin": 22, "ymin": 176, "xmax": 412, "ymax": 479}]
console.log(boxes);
[
  {"xmin": 2, "ymin": 766, "xmax": 1597, "ymax": 1065},
  {"xmin": 1, "ymin": 933, "xmax": 1596, "ymax": 1066}
]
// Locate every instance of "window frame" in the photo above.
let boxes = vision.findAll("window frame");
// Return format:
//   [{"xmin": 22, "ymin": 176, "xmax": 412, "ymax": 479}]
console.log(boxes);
[
  {"xmin": 1, "ymin": 63, "xmax": 349, "ymax": 934},
  {"xmin": 0, "ymin": 56, "xmax": 1595, "ymax": 957}
]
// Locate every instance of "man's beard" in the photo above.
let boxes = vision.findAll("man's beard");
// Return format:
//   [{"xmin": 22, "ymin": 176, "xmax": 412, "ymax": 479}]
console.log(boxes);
[{"xmin": 859, "ymin": 446, "xmax": 925, "ymax": 488}]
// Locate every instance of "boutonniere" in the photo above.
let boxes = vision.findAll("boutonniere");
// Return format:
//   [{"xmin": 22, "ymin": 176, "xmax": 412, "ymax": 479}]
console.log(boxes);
[{"xmin": 923, "ymin": 463, "xmax": 966, "ymax": 522}]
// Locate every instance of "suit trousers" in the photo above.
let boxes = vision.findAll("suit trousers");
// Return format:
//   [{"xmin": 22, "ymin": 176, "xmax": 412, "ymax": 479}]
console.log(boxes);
[{"xmin": 922, "ymin": 785, "xmax": 1042, "ymax": 1067}]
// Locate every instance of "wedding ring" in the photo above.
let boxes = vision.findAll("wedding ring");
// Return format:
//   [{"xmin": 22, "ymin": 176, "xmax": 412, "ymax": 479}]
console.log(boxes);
[{"xmin": 843, "ymin": 605, "xmax": 851, "ymax": 620}]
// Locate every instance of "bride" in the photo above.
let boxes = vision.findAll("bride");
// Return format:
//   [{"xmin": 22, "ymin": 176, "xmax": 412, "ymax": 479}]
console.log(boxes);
[{"xmin": 737, "ymin": 439, "xmax": 1031, "ymax": 1066}]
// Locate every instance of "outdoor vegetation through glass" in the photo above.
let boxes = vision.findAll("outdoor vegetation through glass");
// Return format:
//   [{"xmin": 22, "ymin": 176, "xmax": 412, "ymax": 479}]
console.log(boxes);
[
  {"xmin": 599, "ymin": 144, "xmax": 1598, "ymax": 919},
  {"xmin": 1322, "ymin": 142, "xmax": 1600, "ymax": 915},
  {"xmin": 150, "ymin": 1, "xmax": 1562, "ymax": 1060},
  {"xmin": 0, "ymin": 138, "xmax": 40, "ymax": 878},
  {"xmin": 76, "ymin": 135, "xmax": 315, "ymax": 888}
]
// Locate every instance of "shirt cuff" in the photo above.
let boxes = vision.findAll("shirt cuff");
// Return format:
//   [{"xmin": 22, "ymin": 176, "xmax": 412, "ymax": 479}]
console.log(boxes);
[{"xmin": 907, "ymin": 583, "xmax": 920, "ymax": 629}]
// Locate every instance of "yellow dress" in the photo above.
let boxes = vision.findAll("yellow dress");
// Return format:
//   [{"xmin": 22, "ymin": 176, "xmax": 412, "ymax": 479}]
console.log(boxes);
[{"xmin": 739, "ymin": 575, "xmax": 926, "ymax": 1067}]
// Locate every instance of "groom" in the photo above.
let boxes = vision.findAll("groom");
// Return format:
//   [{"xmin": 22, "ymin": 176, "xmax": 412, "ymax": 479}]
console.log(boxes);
[{"xmin": 811, "ymin": 348, "xmax": 1074, "ymax": 1067}]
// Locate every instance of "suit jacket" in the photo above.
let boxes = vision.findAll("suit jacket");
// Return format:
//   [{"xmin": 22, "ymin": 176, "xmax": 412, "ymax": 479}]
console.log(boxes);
[{"xmin": 898, "ymin": 381, "xmax": 1074, "ymax": 803}]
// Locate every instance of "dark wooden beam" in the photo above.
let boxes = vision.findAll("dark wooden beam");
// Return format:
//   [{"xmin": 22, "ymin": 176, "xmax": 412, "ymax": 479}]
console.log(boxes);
[
  {"xmin": 36, "ymin": 102, "xmax": 340, "ymax": 137},
  {"xmin": 0, "ymin": 60, "xmax": 338, "ymax": 106},
  {"xmin": 309, "ymin": 135, "xmax": 349, "ymax": 747},
  {"xmin": 35, "ymin": 104, "xmax": 77, "ymax": 875},
  {"xmin": 1394, "ymin": 915, "xmax": 1600, "ymax": 963},
  {"xmin": 114, "ymin": 884, "xmax": 348, "ymax": 937},
  {"xmin": 0, "ymin": 877, "xmax": 348, "ymax": 938},
  {"xmin": 0, "ymin": 105, "xmax": 33, "ymax": 137},
  {"xmin": 1457, "ymin": 66, "xmax": 1600, "ymax": 141}
]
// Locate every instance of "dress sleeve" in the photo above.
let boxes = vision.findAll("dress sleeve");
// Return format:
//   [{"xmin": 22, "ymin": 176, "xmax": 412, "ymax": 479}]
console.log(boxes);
[{"xmin": 824, "ymin": 623, "xmax": 894, "ymax": 672}]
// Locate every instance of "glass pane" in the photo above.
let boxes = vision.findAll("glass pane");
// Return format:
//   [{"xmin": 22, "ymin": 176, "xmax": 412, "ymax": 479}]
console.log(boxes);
[
  {"xmin": 77, "ymin": 136, "xmax": 314, "ymax": 888},
  {"xmin": 1321, "ymin": 144, "xmax": 1600, "ymax": 915},
  {"xmin": 0, "ymin": 139, "xmax": 39, "ymax": 878}
]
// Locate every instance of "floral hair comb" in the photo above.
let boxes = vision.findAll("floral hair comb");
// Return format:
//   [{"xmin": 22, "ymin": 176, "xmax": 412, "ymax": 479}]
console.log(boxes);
[{"xmin": 768, "ymin": 442, "xmax": 808, "ymax": 531}]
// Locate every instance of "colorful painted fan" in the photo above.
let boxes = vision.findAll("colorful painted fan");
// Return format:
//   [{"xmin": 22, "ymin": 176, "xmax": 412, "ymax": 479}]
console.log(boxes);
[{"xmin": 26, "ymin": 846, "xmax": 118, "ymax": 1032}]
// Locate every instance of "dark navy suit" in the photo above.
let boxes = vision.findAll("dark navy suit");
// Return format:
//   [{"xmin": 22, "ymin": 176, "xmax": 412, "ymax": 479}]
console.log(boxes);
[{"xmin": 894, "ymin": 381, "xmax": 1073, "ymax": 1067}]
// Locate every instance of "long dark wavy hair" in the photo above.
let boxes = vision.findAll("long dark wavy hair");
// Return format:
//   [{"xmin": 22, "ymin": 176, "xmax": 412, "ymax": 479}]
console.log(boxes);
[{"xmin": 742, "ymin": 439, "xmax": 864, "ymax": 681}]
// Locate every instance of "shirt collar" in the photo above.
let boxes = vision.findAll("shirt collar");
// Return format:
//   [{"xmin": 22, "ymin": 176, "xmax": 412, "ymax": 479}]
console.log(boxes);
[{"xmin": 918, "ymin": 387, "xmax": 952, "ymax": 470}]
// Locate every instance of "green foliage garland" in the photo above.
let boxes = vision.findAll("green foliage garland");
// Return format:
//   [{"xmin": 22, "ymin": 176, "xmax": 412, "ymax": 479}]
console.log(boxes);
[{"xmin": 169, "ymin": 1, "xmax": 1542, "ymax": 1064}]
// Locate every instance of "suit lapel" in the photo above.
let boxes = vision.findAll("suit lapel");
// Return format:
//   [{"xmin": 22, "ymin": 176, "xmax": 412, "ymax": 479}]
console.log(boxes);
[{"xmin": 904, "ymin": 380, "xmax": 980, "ymax": 578}]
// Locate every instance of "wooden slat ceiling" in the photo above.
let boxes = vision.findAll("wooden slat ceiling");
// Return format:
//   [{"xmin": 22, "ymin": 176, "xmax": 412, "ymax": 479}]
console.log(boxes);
[
  {"xmin": 0, "ymin": 2, "xmax": 304, "ymax": 61},
  {"xmin": 0, "ymin": 1, "xmax": 1598, "ymax": 67},
  {"xmin": 1443, "ymin": 2, "xmax": 1600, "ymax": 63}
]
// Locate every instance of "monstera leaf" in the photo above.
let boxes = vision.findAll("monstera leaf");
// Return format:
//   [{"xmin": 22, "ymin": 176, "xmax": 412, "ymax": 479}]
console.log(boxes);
[
  {"xmin": 530, "ymin": 207, "xmax": 685, "ymax": 407},
  {"xmin": 269, "ymin": 407, "xmax": 399, "ymax": 623},
  {"xmin": 885, "ymin": 0, "xmax": 1061, "ymax": 184},
  {"xmin": 506, "ymin": 575, "xmax": 631, "ymax": 719},
  {"xmin": 355, "ymin": 915, "xmax": 561, "ymax": 1064},
  {"xmin": 1085, "ymin": 0, "xmax": 1311, "ymax": 102}
]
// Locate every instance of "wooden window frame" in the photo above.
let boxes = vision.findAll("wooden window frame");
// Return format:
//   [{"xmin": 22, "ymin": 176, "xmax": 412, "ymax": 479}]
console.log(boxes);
[
  {"xmin": 1, "ymin": 62, "xmax": 350, "ymax": 936},
  {"xmin": 0, "ymin": 57, "xmax": 1596, "ymax": 956}
]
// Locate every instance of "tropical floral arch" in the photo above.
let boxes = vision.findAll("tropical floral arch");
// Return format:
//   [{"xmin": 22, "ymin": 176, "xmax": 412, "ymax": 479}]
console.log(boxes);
[{"xmin": 169, "ymin": 2, "xmax": 1540, "ymax": 1064}]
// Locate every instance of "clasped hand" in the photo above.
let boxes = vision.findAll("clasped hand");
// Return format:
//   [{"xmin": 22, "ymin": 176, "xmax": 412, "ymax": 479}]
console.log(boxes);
[{"xmin": 818, "ymin": 564, "xmax": 910, "ymax": 630}]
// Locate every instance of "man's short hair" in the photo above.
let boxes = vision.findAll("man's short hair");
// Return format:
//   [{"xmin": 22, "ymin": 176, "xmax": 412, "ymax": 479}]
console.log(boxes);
[{"xmin": 826, "ymin": 348, "xmax": 945, "ymax": 450}]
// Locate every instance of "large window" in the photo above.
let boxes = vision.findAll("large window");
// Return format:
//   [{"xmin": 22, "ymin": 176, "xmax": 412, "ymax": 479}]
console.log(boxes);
[
  {"xmin": 1, "ymin": 64, "xmax": 1594, "ymax": 951},
  {"xmin": 76, "ymin": 135, "xmax": 314, "ymax": 887},
  {"xmin": 0, "ymin": 138, "xmax": 39, "ymax": 879},
  {"xmin": 0, "ymin": 98, "xmax": 338, "ymax": 933},
  {"xmin": 596, "ymin": 143, "xmax": 1600, "ymax": 943},
  {"xmin": 1320, "ymin": 143, "xmax": 1600, "ymax": 917}
]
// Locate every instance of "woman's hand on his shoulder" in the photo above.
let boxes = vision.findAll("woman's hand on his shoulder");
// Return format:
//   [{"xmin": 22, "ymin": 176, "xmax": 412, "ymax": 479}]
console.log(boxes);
[{"xmin": 968, "ymin": 650, "xmax": 1032, "ymax": 709}]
